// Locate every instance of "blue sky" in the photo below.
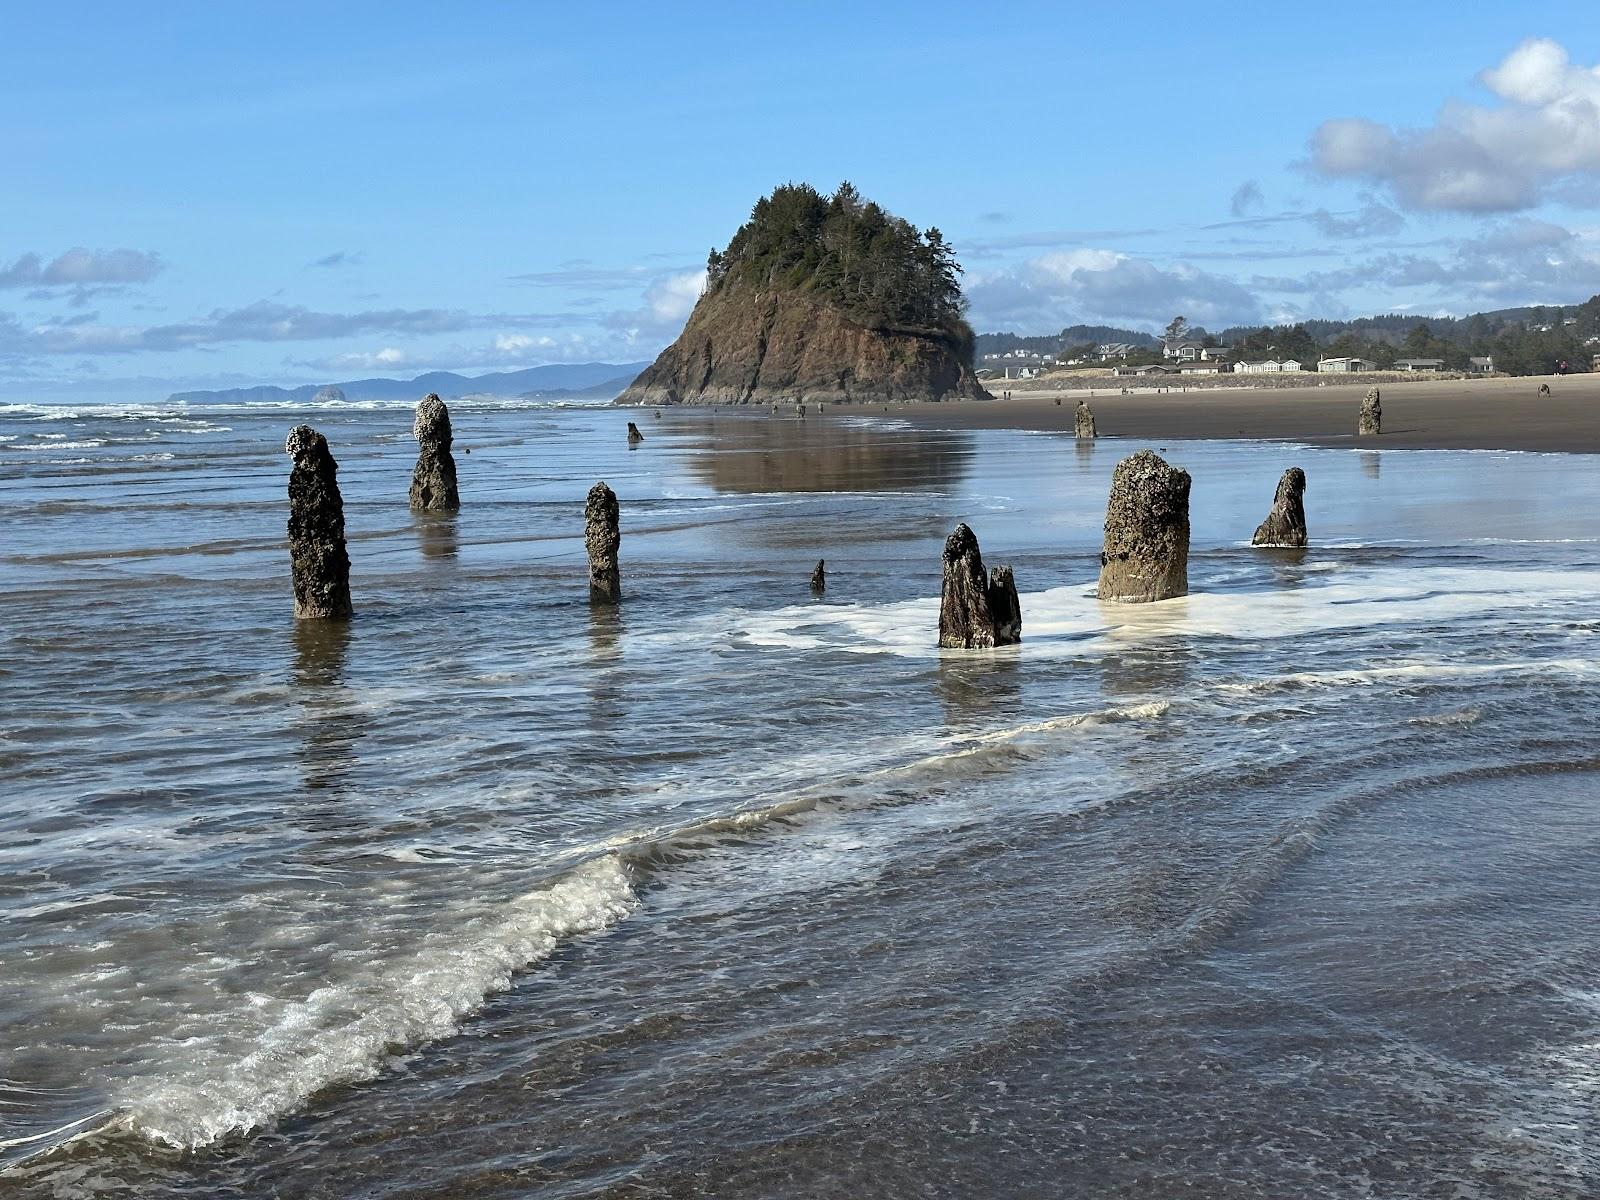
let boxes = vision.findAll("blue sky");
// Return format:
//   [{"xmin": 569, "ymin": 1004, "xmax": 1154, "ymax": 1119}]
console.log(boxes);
[{"xmin": 4, "ymin": 1, "xmax": 1599, "ymax": 399}]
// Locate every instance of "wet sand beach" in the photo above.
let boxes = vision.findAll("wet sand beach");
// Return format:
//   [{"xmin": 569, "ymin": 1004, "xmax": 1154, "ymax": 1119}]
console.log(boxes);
[{"xmin": 900, "ymin": 372, "xmax": 1600, "ymax": 452}]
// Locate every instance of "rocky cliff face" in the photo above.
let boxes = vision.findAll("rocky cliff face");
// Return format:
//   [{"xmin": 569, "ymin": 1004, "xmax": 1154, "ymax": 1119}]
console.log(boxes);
[{"xmin": 616, "ymin": 282, "xmax": 988, "ymax": 407}]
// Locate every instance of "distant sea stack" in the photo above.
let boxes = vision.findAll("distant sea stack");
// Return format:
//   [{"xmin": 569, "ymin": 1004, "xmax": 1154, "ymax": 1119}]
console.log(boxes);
[
  {"xmin": 1098, "ymin": 450, "xmax": 1190, "ymax": 603},
  {"xmin": 1252, "ymin": 467, "xmax": 1308, "ymax": 548},
  {"xmin": 284, "ymin": 425, "xmax": 352, "ymax": 620},
  {"xmin": 311, "ymin": 385, "xmax": 347, "ymax": 406},
  {"xmin": 409, "ymin": 394, "xmax": 460, "ymax": 512},
  {"xmin": 617, "ymin": 182, "xmax": 989, "ymax": 407}
]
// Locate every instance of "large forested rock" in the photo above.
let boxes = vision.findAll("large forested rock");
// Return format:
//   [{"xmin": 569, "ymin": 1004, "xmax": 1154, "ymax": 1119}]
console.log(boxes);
[
  {"xmin": 1097, "ymin": 450, "xmax": 1190, "ymax": 603},
  {"xmin": 1075, "ymin": 399, "xmax": 1098, "ymax": 439},
  {"xmin": 1359, "ymin": 387, "xmax": 1382, "ymax": 436},
  {"xmin": 585, "ymin": 481, "xmax": 621, "ymax": 603},
  {"xmin": 285, "ymin": 425, "xmax": 352, "ymax": 619},
  {"xmin": 617, "ymin": 183, "xmax": 988, "ymax": 407},
  {"xmin": 409, "ymin": 393, "xmax": 460, "ymax": 512},
  {"xmin": 1251, "ymin": 467, "xmax": 1308, "ymax": 547}
]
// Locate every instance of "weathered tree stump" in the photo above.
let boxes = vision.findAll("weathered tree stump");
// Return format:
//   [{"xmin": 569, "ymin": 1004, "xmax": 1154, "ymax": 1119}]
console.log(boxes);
[
  {"xmin": 1251, "ymin": 467, "xmax": 1307, "ymax": 547},
  {"xmin": 1097, "ymin": 450, "xmax": 1190, "ymax": 602},
  {"xmin": 938, "ymin": 524, "xmax": 1021, "ymax": 647},
  {"xmin": 810, "ymin": 559, "xmax": 826, "ymax": 593},
  {"xmin": 1359, "ymin": 387, "xmax": 1381, "ymax": 436},
  {"xmin": 585, "ymin": 481, "xmax": 621, "ymax": 603},
  {"xmin": 1075, "ymin": 399, "xmax": 1098, "ymax": 439},
  {"xmin": 285, "ymin": 425, "xmax": 352, "ymax": 619},
  {"xmin": 627, "ymin": 421, "xmax": 645, "ymax": 445},
  {"xmin": 409, "ymin": 393, "xmax": 460, "ymax": 512},
  {"xmin": 987, "ymin": 565, "xmax": 1022, "ymax": 645}
]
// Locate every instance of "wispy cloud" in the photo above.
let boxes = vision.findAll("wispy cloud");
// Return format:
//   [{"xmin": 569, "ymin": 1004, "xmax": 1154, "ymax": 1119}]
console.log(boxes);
[
  {"xmin": 309, "ymin": 251, "xmax": 363, "ymax": 269},
  {"xmin": 1229, "ymin": 180, "xmax": 1264, "ymax": 217}
]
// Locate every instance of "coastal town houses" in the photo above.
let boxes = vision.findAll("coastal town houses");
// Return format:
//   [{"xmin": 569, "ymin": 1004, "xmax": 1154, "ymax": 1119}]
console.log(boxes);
[
  {"xmin": 1160, "ymin": 339, "xmax": 1233, "ymax": 363},
  {"xmin": 1394, "ymin": 358, "xmax": 1445, "ymax": 372},
  {"xmin": 1097, "ymin": 342, "xmax": 1137, "ymax": 361},
  {"xmin": 1317, "ymin": 356, "xmax": 1376, "ymax": 372},
  {"xmin": 1234, "ymin": 359, "xmax": 1302, "ymax": 374},
  {"xmin": 1470, "ymin": 356, "xmax": 1495, "ymax": 374},
  {"xmin": 1177, "ymin": 360, "xmax": 1228, "ymax": 375}
]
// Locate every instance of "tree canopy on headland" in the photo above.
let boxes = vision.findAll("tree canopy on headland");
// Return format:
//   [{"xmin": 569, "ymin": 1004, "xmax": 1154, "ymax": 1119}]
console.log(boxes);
[{"xmin": 705, "ymin": 182, "xmax": 967, "ymax": 331}]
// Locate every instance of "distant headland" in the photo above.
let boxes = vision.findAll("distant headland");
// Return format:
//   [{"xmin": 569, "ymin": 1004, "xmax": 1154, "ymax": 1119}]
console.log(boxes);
[
  {"xmin": 618, "ymin": 183, "xmax": 988, "ymax": 407},
  {"xmin": 166, "ymin": 362, "xmax": 649, "ymax": 406}
]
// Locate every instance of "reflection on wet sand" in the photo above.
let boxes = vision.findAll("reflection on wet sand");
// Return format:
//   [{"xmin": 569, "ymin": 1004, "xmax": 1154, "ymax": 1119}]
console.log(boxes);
[
  {"xmin": 1255, "ymin": 545, "xmax": 1311, "ymax": 588},
  {"xmin": 414, "ymin": 513, "xmax": 460, "ymax": 559},
  {"xmin": 688, "ymin": 418, "xmax": 975, "ymax": 494},
  {"xmin": 1097, "ymin": 598, "xmax": 1195, "ymax": 699},
  {"xmin": 936, "ymin": 651, "xmax": 1022, "ymax": 729},
  {"xmin": 586, "ymin": 605, "xmax": 625, "ymax": 728},
  {"xmin": 290, "ymin": 620, "xmax": 364, "ymax": 792}
]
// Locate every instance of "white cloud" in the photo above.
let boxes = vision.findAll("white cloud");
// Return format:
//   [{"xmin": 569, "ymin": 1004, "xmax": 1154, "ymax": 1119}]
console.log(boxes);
[
  {"xmin": 1309, "ymin": 38, "xmax": 1600, "ymax": 211},
  {"xmin": 966, "ymin": 249, "xmax": 1262, "ymax": 331},
  {"xmin": 643, "ymin": 269, "xmax": 705, "ymax": 324}
]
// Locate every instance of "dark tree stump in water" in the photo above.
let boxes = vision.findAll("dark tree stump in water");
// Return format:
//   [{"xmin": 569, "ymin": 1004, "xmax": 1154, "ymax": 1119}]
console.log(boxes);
[
  {"xmin": 987, "ymin": 565, "xmax": 1021, "ymax": 645},
  {"xmin": 1098, "ymin": 450, "xmax": 1190, "ymax": 603},
  {"xmin": 1075, "ymin": 399, "xmax": 1098, "ymax": 439},
  {"xmin": 810, "ymin": 559, "xmax": 826, "ymax": 593},
  {"xmin": 585, "ymin": 481, "xmax": 621, "ymax": 604},
  {"xmin": 409, "ymin": 393, "xmax": 460, "ymax": 513},
  {"xmin": 285, "ymin": 425, "xmax": 352, "ymax": 619},
  {"xmin": 1251, "ymin": 467, "xmax": 1308, "ymax": 548}
]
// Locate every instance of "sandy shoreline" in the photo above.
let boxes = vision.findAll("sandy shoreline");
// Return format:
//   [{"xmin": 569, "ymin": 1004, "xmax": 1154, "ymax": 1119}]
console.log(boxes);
[{"xmin": 893, "ymin": 373, "xmax": 1600, "ymax": 453}]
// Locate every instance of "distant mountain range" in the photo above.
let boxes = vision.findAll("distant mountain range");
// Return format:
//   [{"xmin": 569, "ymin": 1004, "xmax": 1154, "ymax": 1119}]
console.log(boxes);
[{"xmin": 167, "ymin": 361, "xmax": 651, "ymax": 405}]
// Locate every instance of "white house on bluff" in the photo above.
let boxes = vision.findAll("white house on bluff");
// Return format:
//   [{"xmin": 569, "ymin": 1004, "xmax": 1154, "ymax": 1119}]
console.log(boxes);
[{"xmin": 1317, "ymin": 356, "xmax": 1376, "ymax": 372}]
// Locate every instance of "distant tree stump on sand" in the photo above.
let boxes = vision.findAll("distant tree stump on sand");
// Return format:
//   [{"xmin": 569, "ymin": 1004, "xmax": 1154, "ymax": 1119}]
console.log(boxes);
[
  {"xmin": 1075, "ymin": 399, "xmax": 1098, "ymax": 439},
  {"xmin": 1359, "ymin": 387, "xmax": 1382, "ymax": 436}
]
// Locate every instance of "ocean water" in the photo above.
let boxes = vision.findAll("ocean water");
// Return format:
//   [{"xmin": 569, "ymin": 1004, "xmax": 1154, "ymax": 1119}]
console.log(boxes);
[{"xmin": 4, "ymin": 397, "xmax": 1600, "ymax": 1198}]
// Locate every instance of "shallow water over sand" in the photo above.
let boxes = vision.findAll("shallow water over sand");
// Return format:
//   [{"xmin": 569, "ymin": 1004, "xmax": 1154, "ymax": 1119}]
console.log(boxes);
[{"xmin": 5, "ymin": 398, "xmax": 1600, "ymax": 1197}]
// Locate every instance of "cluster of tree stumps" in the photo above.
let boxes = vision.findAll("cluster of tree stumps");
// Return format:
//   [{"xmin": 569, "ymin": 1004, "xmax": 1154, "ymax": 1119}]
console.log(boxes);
[
  {"xmin": 284, "ymin": 399, "xmax": 1319, "ymax": 652},
  {"xmin": 285, "ymin": 395, "xmax": 645, "ymax": 621},
  {"xmin": 938, "ymin": 447, "xmax": 1315, "ymax": 648}
]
